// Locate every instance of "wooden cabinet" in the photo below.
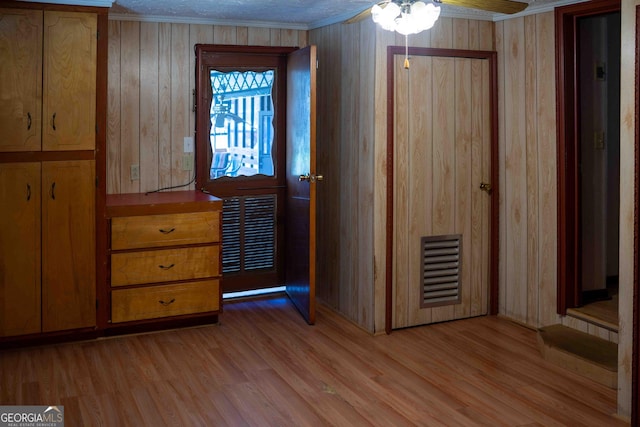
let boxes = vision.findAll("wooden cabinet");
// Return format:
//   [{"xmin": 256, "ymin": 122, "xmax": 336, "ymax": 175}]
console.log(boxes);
[
  {"xmin": 41, "ymin": 160, "xmax": 96, "ymax": 332},
  {"xmin": 0, "ymin": 161, "xmax": 95, "ymax": 337},
  {"xmin": 106, "ymin": 192, "xmax": 222, "ymax": 328},
  {"xmin": 43, "ymin": 11, "xmax": 96, "ymax": 151},
  {"xmin": 0, "ymin": 9, "xmax": 42, "ymax": 152},
  {"xmin": 0, "ymin": 8, "xmax": 96, "ymax": 152},
  {"xmin": 0, "ymin": 3, "xmax": 105, "ymax": 342},
  {"xmin": 0, "ymin": 163, "xmax": 41, "ymax": 337}
]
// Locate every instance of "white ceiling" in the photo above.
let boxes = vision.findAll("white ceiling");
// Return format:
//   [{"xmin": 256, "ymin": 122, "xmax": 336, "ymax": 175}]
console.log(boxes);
[{"xmin": 24, "ymin": 0, "xmax": 586, "ymax": 29}]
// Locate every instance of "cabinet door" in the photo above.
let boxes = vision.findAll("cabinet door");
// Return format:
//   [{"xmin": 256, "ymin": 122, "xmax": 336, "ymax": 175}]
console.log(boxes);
[
  {"xmin": 42, "ymin": 11, "xmax": 96, "ymax": 151},
  {"xmin": 0, "ymin": 9, "xmax": 42, "ymax": 152},
  {"xmin": 42, "ymin": 160, "xmax": 95, "ymax": 332},
  {"xmin": 0, "ymin": 163, "xmax": 41, "ymax": 336}
]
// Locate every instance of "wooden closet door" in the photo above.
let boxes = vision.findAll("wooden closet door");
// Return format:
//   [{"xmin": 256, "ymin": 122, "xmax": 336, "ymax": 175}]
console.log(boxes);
[
  {"xmin": 393, "ymin": 54, "xmax": 492, "ymax": 329},
  {"xmin": 0, "ymin": 163, "xmax": 41, "ymax": 336},
  {"xmin": 42, "ymin": 160, "xmax": 95, "ymax": 332},
  {"xmin": 42, "ymin": 11, "xmax": 96, "ymax": 151},
  {"xmin": 0, "ymin": 8, "xmax": 42, "ymax": 152}
]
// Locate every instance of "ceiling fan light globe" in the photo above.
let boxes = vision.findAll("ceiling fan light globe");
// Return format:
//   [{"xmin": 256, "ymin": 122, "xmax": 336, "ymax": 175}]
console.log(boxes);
[
  {"xmin": 372, "ymin": 2, "xmax": 400, "ymax": 31},
  {"xmin": 372, "ymin": 0, "xmax": 440, "ymax": 35},
  {"xmin": 412, "ymin": 2, "xmax": 440, "ymax": 31}
]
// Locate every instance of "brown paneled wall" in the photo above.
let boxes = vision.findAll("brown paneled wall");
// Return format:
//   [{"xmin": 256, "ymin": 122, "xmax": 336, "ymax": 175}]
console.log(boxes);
[
  {"xmin": 495, "ymin": 13, "xmax": 560, "ymax": 328},
  {"xmin": 107, "ymin": 20, "xmax": 307, "ymax": 195}
]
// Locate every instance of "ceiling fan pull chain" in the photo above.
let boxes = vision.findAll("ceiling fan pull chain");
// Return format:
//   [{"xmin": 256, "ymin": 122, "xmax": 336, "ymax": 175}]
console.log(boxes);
[{"xmin": 404, "ymin": 34, "xmax": 410, "ymax": 69}]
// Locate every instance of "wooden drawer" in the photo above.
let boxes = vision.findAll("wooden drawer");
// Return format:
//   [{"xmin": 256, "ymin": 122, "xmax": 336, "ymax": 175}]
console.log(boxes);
[
  {"xmin": 111, "ymin": 245, "xmax": 219, "ymax": 287},
  {"xmin": 111, "ymin": 280, "xmax": 219, "ymax": 323},
  {"xmin": 111, "ymin": 211, "xmax": 220, "ymax": 250}
]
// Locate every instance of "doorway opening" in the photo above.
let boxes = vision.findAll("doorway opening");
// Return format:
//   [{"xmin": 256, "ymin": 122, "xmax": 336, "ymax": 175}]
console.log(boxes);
[
  {"xmin": 195, "ymin": 45, "xmax": 292, "ymax": 295},
  {"xmin": 556, "ymin": 0, "xmax": 621, "ymax": 328},
  {"xmin": 195, "ymin": 44, "xmax": 319, "ymax": 324}
]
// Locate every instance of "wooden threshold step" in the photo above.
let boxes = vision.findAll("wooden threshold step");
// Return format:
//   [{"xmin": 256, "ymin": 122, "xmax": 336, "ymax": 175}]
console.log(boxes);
[{"xmin": 537, "ymin": 324, "xmax": 617, "ymax": 389}]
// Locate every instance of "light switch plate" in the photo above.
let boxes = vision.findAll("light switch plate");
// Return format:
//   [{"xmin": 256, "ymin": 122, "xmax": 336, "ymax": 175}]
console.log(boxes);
[{"xmin": 184, "ymin": 136, "xmax": 194, "ymax": 153}]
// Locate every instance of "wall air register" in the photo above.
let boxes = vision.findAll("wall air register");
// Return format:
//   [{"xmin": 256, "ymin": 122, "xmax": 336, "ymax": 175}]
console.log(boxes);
[{"xmin": 420, "ymin": 234, "xmax": 462, "ymax": 308}]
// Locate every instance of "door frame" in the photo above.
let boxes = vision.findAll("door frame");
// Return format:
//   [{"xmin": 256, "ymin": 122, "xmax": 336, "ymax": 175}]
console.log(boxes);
[
  {"xmin": 384, "ymin": 46, "xmax": 500, "ymax": 334},
  {"xmin": 555, "ymin": 0, "xmax": 621, "ymax": 315}
]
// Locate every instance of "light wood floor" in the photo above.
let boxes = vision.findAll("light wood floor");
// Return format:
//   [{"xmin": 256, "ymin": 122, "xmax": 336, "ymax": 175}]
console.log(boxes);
[{"xmin": 0, "ymin": 296, "xmax": 626, "ymax": 426}]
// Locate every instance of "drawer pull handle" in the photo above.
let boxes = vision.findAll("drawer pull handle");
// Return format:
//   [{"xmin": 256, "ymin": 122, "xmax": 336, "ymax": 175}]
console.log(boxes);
[
  {"xmin": 159, "ymin": 263, "xmax": 175, "ymax": 270},
  {"xmin": 159, "ymin": 298, "xmax": 175, "ymax": 306},
  {"xmin": 159, "ymin": 228, "xmax": 176, "ymax": 234}
]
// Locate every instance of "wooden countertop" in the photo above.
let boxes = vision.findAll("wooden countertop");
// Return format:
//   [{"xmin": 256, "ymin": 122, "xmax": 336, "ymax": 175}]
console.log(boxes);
[{"xmin": 106, "ymin": 190, "xmax": 222, "ymax": 217}]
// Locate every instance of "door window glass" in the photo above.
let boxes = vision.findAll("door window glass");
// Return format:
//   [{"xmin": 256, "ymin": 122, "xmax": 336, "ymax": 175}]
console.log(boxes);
[{"xmin": 209, "ymin": 70, "xmax": 275, "ymax": 179}]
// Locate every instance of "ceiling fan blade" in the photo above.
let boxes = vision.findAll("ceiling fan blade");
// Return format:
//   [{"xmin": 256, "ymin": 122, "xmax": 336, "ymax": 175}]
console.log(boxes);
[
  {"xmin": 344, "ymin": 1, "xmax": 389, "ymax": 24},
  {"xmin": 440, "ymin": 0, "xmax": 528, "ymax": 14}
]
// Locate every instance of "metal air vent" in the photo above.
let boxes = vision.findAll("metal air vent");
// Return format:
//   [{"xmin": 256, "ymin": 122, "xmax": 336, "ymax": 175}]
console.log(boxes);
[{"xmin": 420, "ymin": 235, "xmax": 462, "ymax": 308}]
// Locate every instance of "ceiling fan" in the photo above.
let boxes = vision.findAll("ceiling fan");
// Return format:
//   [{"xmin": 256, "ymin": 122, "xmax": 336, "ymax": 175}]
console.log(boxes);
[
  {"xmin": 345, "ymin": 0, "xmax": 528, "ymax": 25},
  {"xmin": 346, "ymin": 0, "xmax": 527, "ymax": 68}
]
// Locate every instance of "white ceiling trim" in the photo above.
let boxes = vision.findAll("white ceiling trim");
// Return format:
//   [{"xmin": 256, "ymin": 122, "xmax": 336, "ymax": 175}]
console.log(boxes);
[{"xmin": 107, "ymin": 12, "xmax": 309, "ymax": 30}]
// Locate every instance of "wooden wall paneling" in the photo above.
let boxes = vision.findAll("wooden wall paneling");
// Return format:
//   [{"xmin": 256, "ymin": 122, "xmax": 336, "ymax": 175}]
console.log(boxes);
[
  {"xmin": 453, "ymin": 19, "xmax": 469, "ymax": 49},
  {"xmin": 502, "ymin": 18, "xmax": 528, "ymax": 323},
  {"xmin": 479, "ymin": 21, "xmax": 494, "ymax": 50},
  {"xmin": 189, "ymin": 24, "xmax": 214, "ymax": 185},
  {"xmin": 170, "ymin": 23, "xmax": 191, "ymax": 190},
  {"xmin": 535, "ymin": 11, "xmax": 560, "ymax": 327},
  {"xmin": 524, "ymin": 15, "xmax": 540, "ymax": 327},
  {"xmin": 269, "ymin": 28, "xmax": 281, "ymax": 46},
  {"xmin": 326, "ymin": 24, "xmax": 342, "ymax": 309},
  {"xmin": 279, "ymin": 29, "xmax": 299, "ymax": 47},
  {"xmin": 358, "ymin": 19, "xmax": 376, "ymax": 330},
  {"xmin": 119, "ymin": 21, "xmax": 141, "ymax": 194},
  {"xmin": 158, "ymin": 23, "xmax": 172, "ymax": 191},
  {"xmin": 298, "ymin": 31, "xmax": 308, "ymax": 48},
  {"xmin": 340, "ymin": 20, "xmax": 358, "ymax": 317},
  {"xmin": 248, "ymin": 27, "xmax": 270, "ymax": 45},
  {"xmin": 430, "ymin": 17, "xmax": 453, "ymax": 48},
  {"xmin": 454, "ymin": 56, "xmax": 472, "ymax": 320},
  {"xmin": 393, "ymin": 54, "xmax": 410, "ymax": 329},
  {"xmin": 213, "ymin": 25, "xmax": 237, "ymax": 44},
  {"xmin": 236, "ymin": 27, "xmax": 248, "ymax": 45},
  {"xmin": 107, "ymin": 20, "xmax": 121, "ymax": 194},
  {"xmin": 140, "ymin": 22, "xmax": 160, "ymax": 193},
  {"xmin": 619, "ymin": 0, "xmax": 639, "ymax": 418}
]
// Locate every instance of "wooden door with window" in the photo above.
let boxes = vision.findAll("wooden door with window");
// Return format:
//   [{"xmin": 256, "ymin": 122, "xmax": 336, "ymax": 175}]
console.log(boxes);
[
  {"xmin": 390, "ymin": 48, "xmax": 497, "ymax": 329},
  {"xmin": 195, "ymin": 45, "xmax": 318, "ymax": 324}
]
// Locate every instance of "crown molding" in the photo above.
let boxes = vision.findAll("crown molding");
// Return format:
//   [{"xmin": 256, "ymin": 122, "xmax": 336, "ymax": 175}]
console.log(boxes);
[{"xmin": 107, "ymin": 12, "xmax": 308, "ymax": 30}]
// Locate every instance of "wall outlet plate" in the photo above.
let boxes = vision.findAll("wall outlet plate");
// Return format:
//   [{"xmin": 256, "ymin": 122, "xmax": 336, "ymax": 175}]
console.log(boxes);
[
  {"xmin": 183, "ymin": 154, "xmax": 194, "ymax": 171},
  {"xmin": 130, "ymin": 164, "xmax": 140, "ymax": 181}
]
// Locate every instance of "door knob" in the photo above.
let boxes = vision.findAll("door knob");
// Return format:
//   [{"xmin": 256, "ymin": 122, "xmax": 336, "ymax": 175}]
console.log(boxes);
[
  {"xmin": 479, "ymin": 182, "xmax": 492, "ymax": 195},
  {"xmin": 299, "ymin": 173, "xmax": 323, "ymax": 183}
]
